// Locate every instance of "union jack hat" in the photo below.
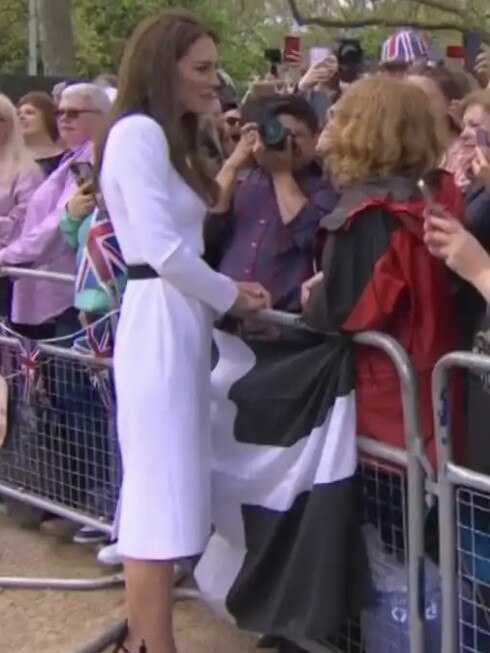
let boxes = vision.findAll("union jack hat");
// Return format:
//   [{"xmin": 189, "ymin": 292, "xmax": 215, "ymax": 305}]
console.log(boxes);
[{"xmin": 380, "ymin": 29, "xmax": 428, "ymax": 64}]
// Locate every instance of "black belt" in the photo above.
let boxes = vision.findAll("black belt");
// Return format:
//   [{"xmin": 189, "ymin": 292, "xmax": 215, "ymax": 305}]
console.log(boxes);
[{"xmin": 127, "ymin": 264, "xmax": 159, "ymax": 280}]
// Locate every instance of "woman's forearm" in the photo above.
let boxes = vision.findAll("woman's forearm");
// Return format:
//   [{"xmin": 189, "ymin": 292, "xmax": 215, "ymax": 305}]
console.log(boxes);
[{"xmin": 472, "ymin": 266, "xmax": 490, "ymax": 303}]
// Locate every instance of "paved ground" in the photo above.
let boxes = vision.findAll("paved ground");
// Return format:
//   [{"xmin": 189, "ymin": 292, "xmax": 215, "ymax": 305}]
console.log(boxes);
[{"xmin": 0, "ymin": 514, "xmax": 257, "ymax": 653}]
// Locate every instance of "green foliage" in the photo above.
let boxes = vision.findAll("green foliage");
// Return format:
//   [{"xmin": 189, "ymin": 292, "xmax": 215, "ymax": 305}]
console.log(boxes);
[
  {"xmin": 0, "ymin": 1, "xmax": 28, "ymax": 73},
  {"xmin": 2, "ymin": 0, "xmax": 490, "ymax": 85},
  {"xmin": 72, "ymin": 0, "xmax": 272, "ymax": 85}
]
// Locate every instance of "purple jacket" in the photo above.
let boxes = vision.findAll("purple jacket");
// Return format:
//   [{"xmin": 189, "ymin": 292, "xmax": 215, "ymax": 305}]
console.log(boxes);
[
  {"xmin": 0, "ymin": 142, "xmax": 93, "ymax": 325},
  {"xmin": 0, "ymin": 168, "xmax": 44, "ymax": 247}
]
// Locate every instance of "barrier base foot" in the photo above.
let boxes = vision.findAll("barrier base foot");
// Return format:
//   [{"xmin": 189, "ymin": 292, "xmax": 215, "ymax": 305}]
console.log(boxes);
[
  {"xmin": 72, "ymin": 588, "xmax": 200, "ymax": 653},
  {"xmin": 74, "ymin": 620, "xmax": 126, "ymax": 653},
  {"xmin": 0, "ymin": 573, "xmax": 123, "ymax": 590}
]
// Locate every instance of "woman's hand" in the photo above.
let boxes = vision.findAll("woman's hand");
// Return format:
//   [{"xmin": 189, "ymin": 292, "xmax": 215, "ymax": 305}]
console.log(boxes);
[
  {"xmin": 229, "ymin": 282, "xmax": 271, "ymax": 317},
  {"xmin": 474, "ymin": 51, "xmax": 490, "ymax": 89},
  {"xmin": 298, "ymin": 57, "xmax": 338, "ymax": 91},
  {"xmin": 301, "ymin": 271, "xmax": 324, "ymax": 307},
  {"xmin": 225, "ymin": 124, "xmax": 258, "ymax": 171},
  {"xmin": 424, "ymin": 213, "xmax": 490, "ymax": 291},
  {"xmin": 471, "ymin": 146, "xmax": 490, "ymax": 190},
  {"xmin": 66, "ymin": 182, "xmax": 95, "ymax": 220}
]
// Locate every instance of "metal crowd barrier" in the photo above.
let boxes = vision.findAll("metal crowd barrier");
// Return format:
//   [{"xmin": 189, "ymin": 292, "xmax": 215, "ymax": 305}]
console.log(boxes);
[
  {"xmin": 0, "ymin": 267, "xmax": 124, "ymax": 592},
  {"xmin": 0, "ymin": 270, "xmax": 427, "ymax": 653},
  {"xmin": 259, "ymin": 311, "xmax": 427, "ymax": 653},
  {"xmin": 433, "ymin": 352, "xmax": 490, "ymax": 653}
]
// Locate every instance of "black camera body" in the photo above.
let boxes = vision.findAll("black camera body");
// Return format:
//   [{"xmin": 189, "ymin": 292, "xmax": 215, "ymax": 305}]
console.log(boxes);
[{"xmin": 258, "ymin": 113, "xmax": 289, "ymax": 151}]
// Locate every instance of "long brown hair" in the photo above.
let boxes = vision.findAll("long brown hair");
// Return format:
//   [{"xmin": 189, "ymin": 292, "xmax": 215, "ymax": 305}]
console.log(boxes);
[{"xmin": 95, "ymin": 8, "xmax": 218, "ymax": 203}]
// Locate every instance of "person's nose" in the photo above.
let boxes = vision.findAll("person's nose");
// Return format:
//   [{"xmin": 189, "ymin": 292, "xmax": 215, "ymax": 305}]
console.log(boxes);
[{"xmin": 210, "ymin": 70, "xmax": 220, "ymax": 91}]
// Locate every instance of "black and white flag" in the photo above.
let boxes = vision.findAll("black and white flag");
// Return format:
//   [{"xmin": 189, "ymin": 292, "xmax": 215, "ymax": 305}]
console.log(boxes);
[{"xmin": 196, "ymin": 328, "xmax": 368, "ymax": 647}]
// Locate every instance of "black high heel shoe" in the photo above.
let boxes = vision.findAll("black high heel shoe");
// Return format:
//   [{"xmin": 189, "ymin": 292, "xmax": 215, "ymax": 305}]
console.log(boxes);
[{"xmin": 111, "ymin": 622, "xmax": 147, "ymax": 652}]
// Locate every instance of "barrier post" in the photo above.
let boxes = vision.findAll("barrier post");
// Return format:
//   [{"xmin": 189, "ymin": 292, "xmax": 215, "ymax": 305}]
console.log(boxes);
[
  {"xmin": 432, "ymin": 351, "xmax": 490, "ymax": 653},
  {"xmin": 354, "ymin": 331, "xmax": 426, "ymax": 653}
]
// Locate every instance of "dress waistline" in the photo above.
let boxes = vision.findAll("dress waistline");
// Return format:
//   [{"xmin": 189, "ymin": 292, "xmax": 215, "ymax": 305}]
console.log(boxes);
[{"xmin": 127, "ymin": 265, "xmax": 158, "ymax": 280}]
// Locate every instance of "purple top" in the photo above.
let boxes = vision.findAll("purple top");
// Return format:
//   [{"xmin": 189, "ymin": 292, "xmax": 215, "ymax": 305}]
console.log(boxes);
[
  {"xmin": 0, "ymin": 142, "xmax": 93, "ymax": 325},
  {"xmin": 209, "ymin": 164, "xmax": 338, "ymax": 311},
  {"xmin": 0, "ymin": 168, "xmax": 44, "ymax": 248}
]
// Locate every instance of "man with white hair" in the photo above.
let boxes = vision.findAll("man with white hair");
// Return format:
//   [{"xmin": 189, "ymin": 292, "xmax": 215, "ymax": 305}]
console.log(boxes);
[{"xmin": 0, "ymin": 83, "xmax": 110, "ymax": 337}]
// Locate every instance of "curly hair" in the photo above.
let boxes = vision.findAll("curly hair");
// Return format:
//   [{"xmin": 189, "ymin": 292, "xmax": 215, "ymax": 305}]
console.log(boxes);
[
  {"xmin": 324, "ymin": 75, "xmax": 444, "ymax": 188},
  {"xmin": 459, "ymin": 89, "xmax": 490, "ymax": 117}
]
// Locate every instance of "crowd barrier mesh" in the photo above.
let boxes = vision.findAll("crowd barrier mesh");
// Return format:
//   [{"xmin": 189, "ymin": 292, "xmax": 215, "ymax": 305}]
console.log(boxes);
[
  {"xmin": 433, "ymin": 351, "xmax": 490, "ymax": 653},
  {"xmin": 329, "ymin": 454, "xmax": 408, "ymax": 653},
  {"xmin": 0, "ymin": 337, "xmax": 119, "ymax": 525}
]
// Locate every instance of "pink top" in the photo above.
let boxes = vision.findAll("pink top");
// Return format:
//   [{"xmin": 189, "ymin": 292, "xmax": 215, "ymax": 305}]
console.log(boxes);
[
  {"xmin": 0, "ymin": 143, "xmax": 92, "ymax": 325},
  {"xmin": 0, "ymin": 168, "xmax": 44, "ymax": 248}
]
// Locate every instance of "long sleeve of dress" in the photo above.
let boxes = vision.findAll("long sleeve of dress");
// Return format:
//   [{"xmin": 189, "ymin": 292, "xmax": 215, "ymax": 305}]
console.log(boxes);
[{"xmin": 104, "ymin": 116, "xmax": 238, "ymax": 315}]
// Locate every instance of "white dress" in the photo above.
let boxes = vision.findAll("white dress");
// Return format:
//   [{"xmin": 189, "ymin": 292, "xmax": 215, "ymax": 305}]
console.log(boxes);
[{"xmin": 100, "ymin": 114, "xmax": 238, "ymax": 560}]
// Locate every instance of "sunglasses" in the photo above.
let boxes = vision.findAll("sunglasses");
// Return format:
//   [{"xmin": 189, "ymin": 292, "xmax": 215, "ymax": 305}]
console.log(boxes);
[
  {"xmin": 225, "ymin": 116, "xmax": 241, "ymax": 128},
  {"xmin": 56, "ymin": 108, "xmax": 100, "ymax": 120}
]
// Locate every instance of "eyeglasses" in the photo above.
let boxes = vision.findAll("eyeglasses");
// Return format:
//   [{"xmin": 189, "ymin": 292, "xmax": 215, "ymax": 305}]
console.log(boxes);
[
  {"xmin": 225, "ymin": 116, "xmax": 241, "ymax": 128},
  {"xmin": 56, "ymin": 108, "xmax": 100, "ymax": 120}
]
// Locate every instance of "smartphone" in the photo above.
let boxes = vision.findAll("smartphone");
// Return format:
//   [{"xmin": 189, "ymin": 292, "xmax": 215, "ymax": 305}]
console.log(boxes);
[
  {"xmin": 463, "ymin": 30, "xmax": 483, "ymax": 71},
  {"xmin": 70, "ymin": 161, "xmax": 94, "ymax": 187},
  {"xmin": 309, "ymin": 47, "xmax": 331, "ymax": 67},
  {"xmin": 283, "ymin": 35, "xmax": 301, "ymax": 61},
  {"xmin": 418, "ymin": 179, "xmax": 441, "ymax": 214},
  {"xmin": 476, "ymin": 127, "xmax": 490, "ymax": 147}
]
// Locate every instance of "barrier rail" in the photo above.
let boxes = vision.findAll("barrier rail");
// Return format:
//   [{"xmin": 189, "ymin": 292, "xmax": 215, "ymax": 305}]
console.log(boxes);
[
  {"xmin": 0, "ymin": 270, "xmax": 427, "ymax": 653},
  {"xmin": 433, "ymin": 352, "xmax": 490, "ymax": 653}
]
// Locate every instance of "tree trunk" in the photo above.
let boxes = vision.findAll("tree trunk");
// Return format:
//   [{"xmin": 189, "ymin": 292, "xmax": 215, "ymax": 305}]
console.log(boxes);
[{"xmin": 36, "ymin": 0, "xmax": 76, "ymax": 76}]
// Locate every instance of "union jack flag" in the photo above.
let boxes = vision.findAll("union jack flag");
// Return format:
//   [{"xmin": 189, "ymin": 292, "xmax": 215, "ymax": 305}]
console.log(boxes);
[
  {"xmin": 75, "ymin": 207, "xmax": 126, "ymax": 302},
  {"xmin": 18, "ymin": 337, "xmax": 41, "ymax": 402},
  {"xmin": 381, "ymin": 29, "xmax": 428, "ymax": 64},
  {"xmin": 73, "ymin": 319, "xmax": 114, "ymax": 410}
]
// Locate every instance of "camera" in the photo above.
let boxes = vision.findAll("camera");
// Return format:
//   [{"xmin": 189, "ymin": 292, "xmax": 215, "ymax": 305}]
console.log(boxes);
[{"xmin": 258, "ymin": 113, "xmax": 289, "ymax": 151}]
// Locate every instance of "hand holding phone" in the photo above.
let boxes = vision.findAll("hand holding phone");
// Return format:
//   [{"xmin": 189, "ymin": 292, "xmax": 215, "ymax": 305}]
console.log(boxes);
[
  {"xmin": 309, "ymin": 47, "xmax": 331, "ymax": 67},
  {"xmin": 471, "ymin": 146, "xmax": 490, "ymax": 190},
  {"xmin": 463, "ymin": 30, "xmax": 483, "ymax": 73},
  {"xmin": 67, "ymin": 182, "xmax": 96, "ymax": 219},
  {"xmin": 476, "ymin": 127, "xmax": 490, "ymax": 148},
  {"xmin": 283, "ymin": 35, "xmax": 301, "ymax": 63}
]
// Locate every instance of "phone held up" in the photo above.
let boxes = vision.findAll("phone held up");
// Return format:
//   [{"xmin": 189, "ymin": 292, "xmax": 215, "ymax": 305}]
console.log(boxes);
[
  {"xmin": 69, "ymin": 161, "xmax": 94, "ymax": 190},
  {"xmin": 418, "ymin": 179, "xmax": 440, "ymax": 215},
  {"xmin": 283, "ymin": 35, "xmax": 301, "ymax": 62},
  {"xmin": 476, "ymin": 127, "xmax": 490, "ymax": 148},
  {"xmin": 463, "ymin": 30, "xmax": 483, "ymax": 72}
]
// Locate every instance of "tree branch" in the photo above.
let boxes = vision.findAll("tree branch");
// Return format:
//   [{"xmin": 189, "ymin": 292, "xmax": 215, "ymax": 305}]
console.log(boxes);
[
  {"xmin": 403, "ymin": 0, "xmax": 466, "ymax": 19},
  {"xmin": 284, "ymin": 0, "xmax": 490, "ymax": 41}
]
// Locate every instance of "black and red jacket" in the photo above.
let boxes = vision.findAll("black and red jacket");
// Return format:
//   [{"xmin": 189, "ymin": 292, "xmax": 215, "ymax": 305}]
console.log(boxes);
[{"xmin": 304, "ymin": 172, "xmax": 464, "ymax": 465}]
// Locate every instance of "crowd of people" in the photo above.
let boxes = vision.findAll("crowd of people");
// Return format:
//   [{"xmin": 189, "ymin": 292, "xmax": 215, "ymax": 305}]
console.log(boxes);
[{"xmin": 2, "ymin": 5, "xmax": 490, "ymax": 653}]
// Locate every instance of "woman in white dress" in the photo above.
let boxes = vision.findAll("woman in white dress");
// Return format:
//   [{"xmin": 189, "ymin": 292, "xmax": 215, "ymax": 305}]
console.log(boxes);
[{"xmin": 96, "ymin": 9, "xmax": 270, "ymax": 653}]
